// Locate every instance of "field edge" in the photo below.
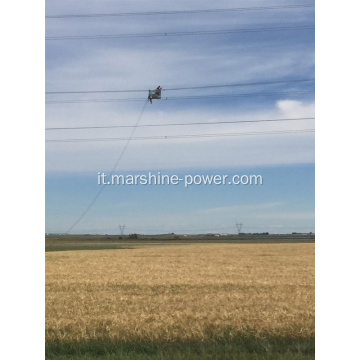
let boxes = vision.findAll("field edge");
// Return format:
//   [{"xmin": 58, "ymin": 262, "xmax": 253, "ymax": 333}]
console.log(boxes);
[{"xmin": 46, "ymin": 336, "xmax": 315, "ymax": 359}]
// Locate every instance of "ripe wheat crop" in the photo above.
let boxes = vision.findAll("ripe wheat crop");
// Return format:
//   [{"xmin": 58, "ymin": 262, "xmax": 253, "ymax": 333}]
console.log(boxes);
[{"xmin": 45, "ymin": 243, "xmax": 314, "ymax": 358}]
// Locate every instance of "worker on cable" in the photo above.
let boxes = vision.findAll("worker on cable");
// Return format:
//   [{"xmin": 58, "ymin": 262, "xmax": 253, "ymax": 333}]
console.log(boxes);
[
  {"xmin": 156, "ymin": 85, "xmax": 162, "ymax": 95},
  {"xmin": 148, "ymin": 86, "xmax": 162, "ymax": 104}
]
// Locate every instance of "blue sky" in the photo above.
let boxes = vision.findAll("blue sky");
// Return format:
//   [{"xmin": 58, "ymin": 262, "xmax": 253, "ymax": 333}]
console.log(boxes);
[{"xmin": 45, "ymin": 0, "xmax": 315, "ymax": 234}]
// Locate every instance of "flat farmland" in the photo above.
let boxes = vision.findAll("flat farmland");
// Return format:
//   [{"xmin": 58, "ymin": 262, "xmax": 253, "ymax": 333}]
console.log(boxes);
[
  {"xmin": 45, "ymin": 243, "xmax": 314, "ymax": 359},
  {"xmin": 45, "ymin": 234, "xmax": 314, "ymax": 252}
]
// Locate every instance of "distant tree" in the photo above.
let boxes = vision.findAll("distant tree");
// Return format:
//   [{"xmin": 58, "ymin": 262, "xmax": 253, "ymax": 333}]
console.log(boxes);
[{"xmin": 128, "ymin": 233, "xmax": 138, "ymax": 239}]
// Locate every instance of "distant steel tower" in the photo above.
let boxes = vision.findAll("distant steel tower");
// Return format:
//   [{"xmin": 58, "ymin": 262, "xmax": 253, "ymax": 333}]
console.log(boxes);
[
  {"xmin": 236, "ymin": 222, "xmax": 243, "ymax": 235},
  {"xmin": 119, "ymin": 225, "xmax": 125, "ymax": 236}
]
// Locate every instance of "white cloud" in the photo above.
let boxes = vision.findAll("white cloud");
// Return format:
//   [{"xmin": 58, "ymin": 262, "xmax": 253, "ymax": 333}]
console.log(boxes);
[
  {"xmin": 46, "ymin": 99, "xmax": 314, "ymax": 172},
  {"xmin": 276, "ymin": 99, "xmax": 315, "ymax": 118}
]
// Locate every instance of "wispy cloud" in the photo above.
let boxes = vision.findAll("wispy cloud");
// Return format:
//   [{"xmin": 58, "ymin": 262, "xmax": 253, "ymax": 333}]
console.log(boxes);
[{"xmin": 198, "ymin": 202, "xmax": 285, "ymax": 215}]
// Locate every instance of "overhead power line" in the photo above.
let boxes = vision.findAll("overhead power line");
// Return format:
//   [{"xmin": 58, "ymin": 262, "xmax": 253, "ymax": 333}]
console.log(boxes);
[
  {"xmin": 125, "ymin": 225, "xmax": 314, "ymax": 233},
  {"xmin": 46, "ymin": 25, "xmax": 314, "ymax": 41},
  {"xmin": 163, "ymin": 79, "xmax": 314, "ymax": 92},
  {"xmin": 46, "ymin": 129, "xmax": 315, "ymax": 143},
  {"xmin": 46, "ymin": 117, "xmax": 314, "ymax": 131},
  {"xmin": 46, "ymin": 90, "xmax": 312, "ymax": 104},
  {"xmin": 46, "ymin": 78, "xmax": 314, "ymax": 95},
  {"xmin": 46, "ymin": 4, "xmax": 315, "ymax": 19}
]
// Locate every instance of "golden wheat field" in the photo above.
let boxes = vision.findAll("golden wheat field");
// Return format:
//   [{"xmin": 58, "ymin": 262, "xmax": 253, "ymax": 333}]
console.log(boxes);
[{"xmin": 45, "ymin": 243, "xmax": 314, "ymax": 345}]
